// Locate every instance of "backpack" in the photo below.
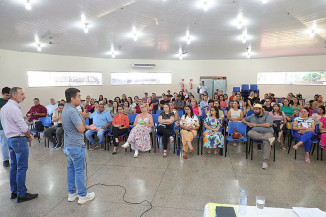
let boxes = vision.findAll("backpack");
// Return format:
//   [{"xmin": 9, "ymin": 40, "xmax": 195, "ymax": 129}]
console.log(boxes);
[{"xmin": 35, "ymin": 121, "xmax": 44, "ymax": 131}]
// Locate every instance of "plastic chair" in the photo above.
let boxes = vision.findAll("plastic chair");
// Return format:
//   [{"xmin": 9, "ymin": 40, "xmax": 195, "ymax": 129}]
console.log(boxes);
[
  {"xmin": 155, "ymin": 123, "xmax": 176, "ymax": 154},
  {"xmin": 313, "ymin": 110, "xmax": 318, "ymax": 114},
  {"xmin": 225, "ymin": 122, "xmax": 248, "ymax": 158},
  {"xmin": 128, "ymin": 114, "xmax": 138, "ymax": 129},
  {"xmin": 233, "ymin": 87, "xmax": 240, "ymax": 92},
  {"xmin": 30, "ymin": 117, "xmax": 53, "ymax": 146},
  {"xmin": 156, "ymin": 110, "xmax": 163, "ymax": 115},
  {"xmin": 241, "ymin": 84, "xmax": 249, "ymax": 91},
  {"xmin": 250, "ymin": 84, "xmax": 258, "ymax": 92},
  {"xmin": 201, "ymin": 123, "xmax": 224, "ymax": 155},
  {"xmin": 246, "ymin": 110, "xmax": 254, "ymax": 117}
]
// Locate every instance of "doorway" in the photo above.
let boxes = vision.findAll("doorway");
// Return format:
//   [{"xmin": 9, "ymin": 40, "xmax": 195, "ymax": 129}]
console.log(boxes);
[{"xmin": 200, "ymin": 76, "xmax": 227, "ymax": 99}]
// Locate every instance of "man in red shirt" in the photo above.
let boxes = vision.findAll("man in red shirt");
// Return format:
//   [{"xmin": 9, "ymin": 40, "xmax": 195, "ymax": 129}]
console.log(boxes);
[{"xmin": 26, "ymin": 98, "xmax": 47, "ymax": 125}]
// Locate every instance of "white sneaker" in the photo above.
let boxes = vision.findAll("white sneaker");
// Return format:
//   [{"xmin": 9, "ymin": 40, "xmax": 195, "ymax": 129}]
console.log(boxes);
[
  {"xmin": 134, "ymin": 150, "xmax": 139, "ymax": 158},
  {"xmin": 78, "ymin": 192, "xmax": 95, "ymax": 205},
  {"xmin": 122, "ymin": 142, "xmax": 129, "ymax": 149},
  {"xmin": 268, "ymin": 137, "xmax": 275, "ymax": 146},
  {"xmin": 68, "ymin": 193, "xmax": 78, "ymax": 202},
  {"xmin": 169, "ymin": 136, "xmax": 174, "ymax": 143},
  {"xmin": 262, "ymin": 162, "xmax": 268, "ymax": 170}
]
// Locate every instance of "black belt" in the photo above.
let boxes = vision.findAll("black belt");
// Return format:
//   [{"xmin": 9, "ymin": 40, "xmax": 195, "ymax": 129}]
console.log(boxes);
[{"xmin": 10, "ymin": 136, "xmax": 26, "ymax": 139}]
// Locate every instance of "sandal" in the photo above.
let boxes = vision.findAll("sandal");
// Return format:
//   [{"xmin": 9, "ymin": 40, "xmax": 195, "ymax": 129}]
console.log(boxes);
[
  {"xmin": 183, "ymin": 151, "xmax": 188, "ymax": 159},
  {"xmin": 293, "ymin": 145, "xmax": 298, "ymax": 150},
  {"xmin": 189, "ymin": 147, "xmax": 194, "ymax": 153},
  {"xmin": 233, "ymin": 143, "xmax": 238, "ymax": 147},
  {"xmin": 305, "ymin": 158, "xmax": 311, "ymax": 164},
  {"xmin": 163, "ymin": 151, "xmax": 167, "ymax": 158},
  {"xmin": 214, "ymin": 149, "xmax": 219, "ymax": 155},
  {"xmin": 207, "ymin": 148, "xmax": 211, "ymax": 154}
]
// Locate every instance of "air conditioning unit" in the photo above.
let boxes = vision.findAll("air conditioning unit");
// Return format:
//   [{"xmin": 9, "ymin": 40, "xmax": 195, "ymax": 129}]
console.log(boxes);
[{"xmin": 132, "ymin": 64, "xmax": 156, "ymax": 68}]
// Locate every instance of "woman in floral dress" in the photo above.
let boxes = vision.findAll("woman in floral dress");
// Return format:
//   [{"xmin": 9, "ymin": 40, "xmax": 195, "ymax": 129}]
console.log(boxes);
[
  {"xmin": 122, "ymin": 103, "xmax": 154, "ymax": 158},
  {"xmin": 203, "ymin": 106, "xmax": 224, "ymax": 155}
]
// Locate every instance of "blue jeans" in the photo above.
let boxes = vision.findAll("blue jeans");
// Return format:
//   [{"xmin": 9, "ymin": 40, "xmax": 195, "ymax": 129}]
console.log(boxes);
[
  {"xmin": 85, "ymin": 129, "xmax": 106, "ymax": 146},
  {"xmin": 63, "ymin": 145, "xmax": 87, "ymax": 196},
  {"xmin": 294, "ymin": 131, "xmax": 313, "ymax": 152},
  {"xmin": 0, "ymin": 130, "xmax": 9, "ymax": 161},
  {"xmin": 7, "ymin": 137, "xmax": 29, "ymax": 196}
]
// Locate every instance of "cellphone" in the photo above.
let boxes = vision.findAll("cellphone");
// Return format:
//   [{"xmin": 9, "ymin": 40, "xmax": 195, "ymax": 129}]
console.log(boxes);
[{"xmin": 121, "ymin": 125, "xmax": 124, "ymax": 127}]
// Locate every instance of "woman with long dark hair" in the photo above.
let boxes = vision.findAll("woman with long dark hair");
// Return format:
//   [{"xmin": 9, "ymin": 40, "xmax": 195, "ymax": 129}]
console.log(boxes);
[
  {"xmin": 269, "ymin": 104, "xmax": 287, "ymax": 150},
  {"xmin": 180, "ymin": 105, "xmax": 200, "ymax": 159}
]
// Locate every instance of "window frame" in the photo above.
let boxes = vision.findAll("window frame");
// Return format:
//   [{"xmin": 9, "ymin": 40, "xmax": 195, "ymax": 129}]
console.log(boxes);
[
  {"xmin": 111, "ymin": 72, "xmax": 172, "ymax": 85},
  {"xmin": 257, "ymin": 71, "xmax": 326, "ymax": 85}
]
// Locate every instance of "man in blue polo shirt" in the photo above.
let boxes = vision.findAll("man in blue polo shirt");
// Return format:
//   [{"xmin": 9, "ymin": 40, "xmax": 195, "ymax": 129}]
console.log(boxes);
[
  {"xmin": 85, "ymin": 103, "xmax": 112, "ymax": 151},
  {"xmin": 62, "ymin": 88, "xmax": 97, "ymax": 205}
]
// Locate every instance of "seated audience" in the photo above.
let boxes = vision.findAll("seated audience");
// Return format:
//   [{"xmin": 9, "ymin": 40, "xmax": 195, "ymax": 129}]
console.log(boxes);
[
  {"xmin": 200, "ymin": 95, "xmax": 209, "ymax": 109},
  {"xmin": 248, "ymin": 91, "xmax": 255, "ymax": 104},
  {"xmin": 123, "ymin": 101, "xmax": 133, "ymax": 115},
  {"xmin": 169, "ymin": 102, "xmax": 180, "ymax": 128},
  {"xmin": 203, "ymin": 106, "xmax": 224, "ymax": 155},
  {"xmin": 205, "ymin": 99, "xmax": 214, "ymax": 114},
  {"xmin": 292, "ymin": 108, "xmax": 315, "ymax": 164},
  {"xmin": 223, "ymin": 94, "xmax": 228, "ymax": 103},
  {"xmin": 224, "ymin": 100, "xmax": 234, "ymax": 117},
  {"xmin": 112, "ymin": 106, "xmax": 129, "ymax": 154},
  {"xmin": 150, "ymin": 93, "xmax": 159, "ymax": 114},
  {"xmin": 191, "ymin": 99, "xmax": 202, "ymax": 117},
  {"xmin": 146, "ymin": 98, "xmax": 154, "ymax": 114},
  {"xmin": 183, "ymin": 89, "xmax": 189, "ymax": 99},
  {"xmin": 105, "ymin": 100, "xmax": 113, "ymax": 113},
  {"xmin": 318, "ymin": 116, "xmax": 326, "ymax": 151},
  {"xmin": 121, "ymin": 94, "xmax": 127, "ymax": 103},
  {"xmin": 263, "ymin": 98, "xmax": 273, "ymax": 113},
  {"xmin": 114, "ymin": 96, "xmax": 121, "ymax": 105},
  {"xmin": 159, "ymin": 94, "xmax": 170, "ymax": 110},
  {"xmin": 213, "ymin": 94, "xmax": 219, "ymax": 101},
  {"xmin": 311, "ymin": 105, "xmax": 326, "ymax": 125},
  {"xmin": 286, "ymin": 94, "xmax": 294, "ymax": 105},
  {"xmin": 26, "ymin": 98, "xmax": 47, "ymax": 125},
  {"xmin": 127, "ymin": 97, "xmax": 134, "ymax": 110},
  {"xmin": 86, "ymin": 103, "xmax": 113, "ymax": 151},
  {"xmin": 312, "ymin": 95, "xmax": 324, "ymax": 110},
  {"xmin": 219, "ymin": 95, "xmax": 227, "ymax": 108},
  {"xmin": 180, "ymin": 106, "xmax": 200, "ymax": 159},
  {"xmin": 242, "ymin": 104, "xmax": 275, "ymax": 169},
  {"xmin": 90, "ymin": 101, "xmax": 99, "ymax": 113},
  {"xmin": 166, "ymin": 90, "xmax": 173, "ymax": 100},
  {"xmin": 133, "ymin": 96, "xmax": 141, "ymax": 114},
  {"xmin": 304, "ymin": 102, "xmax": 314, "ymax": 116},
  {"xmin": 227, "ymin": 100, "xmax": 243, "ymax": 122},
  {"xmin": 46, "ymin": 98, "xmax": 58, "ymax": 116},
  {"xmin": 260, "ymin": 93, "xmax": 269, "ymax": 105},
  {"xmin": 229, "ymin": 91, "xmax": 236, "ymax": 100},
  {"xmin": 122, "ymin": 103, "xmax": 153, "ymax": 158},
  {"xmin": 171, "ymin": 92, "xmax": 178, "ymax": 102},
  {"xmin": 291, "ymin": 97, "xmax": 302, "ymax": 117},
  {"xmin": 85, "ymin": 98, "xmax": 95, "ymax": 113},
  {"xmin": 281, "ymin": 99, "xmax": 294, "ymax": 122},
  {"xmin": 82, "ymin": 95, "xmax": 91, "ymax": 108},
  {"xmin": 98, "ymin": 95, "xmax": 104, "ymax": 103},
  {"xmin": 269, "ymin": 104, "xmax": 287, "ymax": 150},
  {"xmin": 235, "ymin": 94, "xmax": 243, "ymax": 109},
  {"xmin": 242, "ymin": 101, "xmax": 251, "ymax": 116},
  {"xmin": 44, "ymin": 103, "xmax": 64, "ymax": 149},
  {"xmin": 142, "ymin": 92, "xmax": 149, "ymax": 102},
  {"xmin": 157, "ymin": 104, "xmax": 175, "ymax": 158},
  {"xmin": 179, "ymin": 91, "xmax": 185, "ymax": 101},
  {"xmin": 174, "ymin": 94, "xmax": 185, "ymax": 111}
]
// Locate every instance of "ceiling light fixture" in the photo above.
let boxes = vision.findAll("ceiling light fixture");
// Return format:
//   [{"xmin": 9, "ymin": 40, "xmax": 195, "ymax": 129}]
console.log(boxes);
[
  {"xmin": 37, "ymin": 44, "xmax": 42, "ymax": 52},
  {"xmin": 132, "ymin": 27, "xmax": 139, "ymax": 41},
  {"xmin": 246, "ymin": 47, "xmax": 252, "ymax": 58},
  {"xmin": 81, "ymin": 14, "xmax": 89, "ymax": 34},
  {"xmin": 178, "ymin": 48, "xmax": 183, "ymax": 60},
  {"xmin": 34, "ymin": 35, "xmax": 42, "ymax": 52},
  {"xmin": 186, "ymin": 31, "xmax": 191, "ymax": 44},
  {"xmin": 261, "ymin": 0, "xmax": 268, "ymax": 3},
  {"xmin": 197, "ymin": 0, "xmax": 212, "ymax": 11},
  {"xmin": 25, "ymin": 0, "xmax": 31, "ymax": 10},
  {"xmin": 236, "ymin": 13, "xmax": 245, "ymax": 29},
  {"xmin": 242, "ymin": 29, "xmax": 248, "ymax": 43},
  {"xmin": 110, "ymin": 45, "xmax": 116, "ymax": 58}
]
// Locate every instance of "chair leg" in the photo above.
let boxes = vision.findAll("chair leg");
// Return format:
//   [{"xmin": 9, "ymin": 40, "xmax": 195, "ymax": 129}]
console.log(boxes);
[
  {"xmin": 224, "ymin": 140, "xmax": 227, "ymax": 157},
  {"xmin": 317, "ymin": 145, "xmax": 319, "ymax": 160},
  {"xmin": 273, "ymin": 142, "xmax": 276, "ymax": 162},
  {"xmin": 321, "ymin": 149, "xmax": 323, "ymax": 161},
  {"xmin": 250, "ymin": 140, "xmax": 253, "ymax": 160},
  {"xmin": 201, "ymin": 138, "xmax": 203, "ymax": 155},
  {"xmin": 294, "ymin": 150, "xmax": 297, "ymax": 160},
  {"xmin": 288, "ymin": 138, "xmax": 292, "ymax": 154},
  {"xmin": 246, "ymin": 140, "xmax": 248, "ymax": 159},
  {"xmin": 197, "ymin": 138, "xmax": 199, "ymax": 155}
]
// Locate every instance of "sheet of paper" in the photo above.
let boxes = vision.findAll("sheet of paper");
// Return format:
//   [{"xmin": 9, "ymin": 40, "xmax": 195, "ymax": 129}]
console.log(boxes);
[{"xmin": 292, "ymin": 207, "xmax": 326, "ymax": 217}]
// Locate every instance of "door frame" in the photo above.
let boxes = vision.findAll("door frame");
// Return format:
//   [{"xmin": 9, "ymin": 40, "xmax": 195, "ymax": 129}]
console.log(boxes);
[{"xmin": 200, "ymin": 76, "xmax": 227, "ymax": 94}]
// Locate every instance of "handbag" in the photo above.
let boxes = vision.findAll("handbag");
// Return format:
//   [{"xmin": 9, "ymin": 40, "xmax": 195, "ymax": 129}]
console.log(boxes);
[
  {"xmin": 286, "ymin": 122, "xmax": 292, "ymax": 130},
  {"xmin": 232, "ymin": 128, "xmax": 240, "ymax": 139}
]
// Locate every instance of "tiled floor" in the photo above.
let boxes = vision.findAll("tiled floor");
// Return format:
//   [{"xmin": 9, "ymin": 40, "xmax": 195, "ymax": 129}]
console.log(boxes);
[{"xmin": 0, "ymin": 139, "xmax": 325, "ymax": 217}]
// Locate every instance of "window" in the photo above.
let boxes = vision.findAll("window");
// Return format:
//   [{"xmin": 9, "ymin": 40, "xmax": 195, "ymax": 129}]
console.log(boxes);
[
  {"xmin": 27, "ymin": 71, "xmax": 102, "ymax": 87},
  {"xmin": 111, "ymin": 72, "xmax": 171, "ymax": 85},
  {"xmin": 257, "ymin": 72, "xmax": 326, "ymax": 85}
]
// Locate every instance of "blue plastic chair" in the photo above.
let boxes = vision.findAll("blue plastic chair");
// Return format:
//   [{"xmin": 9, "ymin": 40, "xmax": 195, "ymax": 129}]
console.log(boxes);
[
  {"xmin": 246, "ymin": 110, "xmax": 254, "ymax": 117},
  {"xmin": 241, "ymin": 84, "xmax": 249, "ymax": 91},
  {"xmin": 155, "ymin": 122, "xmax": 176, "ymax": 153},
  {"xmin": 202, "ymin": 108, "xmax": 207, "ymax": 119},
  {"xmin": 233, "ymin": 87, "xmax": 240, "ymax": 92},
  {"xmin": 128, "ymin": 113, "xmax": 138, "ymax": 129},
  {"xmin": 30, "ymin": 117, "xmax": 53, "ymax": 146},
  {"xmin": 225, "ymin": 122, "xmax": 248, "ymax": 157},
  {"xmin": 313, "ymin": 110, "xmax": 318, "ymax": 114},
  {"xmin": 156, "ymin": 110, "xmax": 163, "ymax": 115},
  {"xmin": 85, "ymin": 118, "xmax": 90, "ymax": 126},
  {"xmin": 250, "ymin": 84, "xmax": 258, "ymax": 92}
]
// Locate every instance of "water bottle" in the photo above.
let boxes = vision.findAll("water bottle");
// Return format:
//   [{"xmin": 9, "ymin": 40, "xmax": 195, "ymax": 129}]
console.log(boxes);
[{"xmin": 238, "ymin": 189, "xmax": 247, "ymax": 216}]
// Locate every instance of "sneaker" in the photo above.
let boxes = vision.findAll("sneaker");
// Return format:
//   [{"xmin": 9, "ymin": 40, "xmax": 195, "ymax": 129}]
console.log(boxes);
[
  {"xmin": 262, "ymin": 162, "xmax": 268, "ymax": 170},
  {"xmin": 268, "ymin": 137, "xmax": 276, "ymax": 146},
  {"xmin": 52, "ymin": 143, "xmax": 57, "ymax": 149},
  {"xmin": 3, "ymin": 160, "xmax": 10, "ymax": 167},
  {"xmin": 122, "ymin": 142, "xmax": 129, "ymax": 149},
  {"xmin": 169, "ymin": 136, "xmax": 174, "ymax": 143},
  {"xmin": 89, "ymin": 145, "xmax": 97, "ymax": 151},
  {"xmin": 56, "ymin": 143, "xmax": 62, "ymax": 149},
  {"xmin": 134, "ymin": 150, "xmax": 139, "ymax": 158},
  {"xmin": 280, "ymin": 146, "xmax": 286, "ymax": 151},
  {"xmin": 17, "ymin": 193, "xmax": 38, "ymax": 203},
  {"xmin": 68, "ymin": 192, "xmax": 78, "ymax": 202},
  {"xmin": 78, "ymin": 192, "xmax": 95, "ymax": 205}
]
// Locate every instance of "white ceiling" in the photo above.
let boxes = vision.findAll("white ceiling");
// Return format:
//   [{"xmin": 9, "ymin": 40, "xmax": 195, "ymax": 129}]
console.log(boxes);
[{"xmin": 0, "ymin": 0, "xmax": 326, "ymax": 60}]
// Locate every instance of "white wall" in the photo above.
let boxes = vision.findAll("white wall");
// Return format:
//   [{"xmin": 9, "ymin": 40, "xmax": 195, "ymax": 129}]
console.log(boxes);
[{"xmin": 0, "ymin": 49, "xmax": 326, "ymax": 113}]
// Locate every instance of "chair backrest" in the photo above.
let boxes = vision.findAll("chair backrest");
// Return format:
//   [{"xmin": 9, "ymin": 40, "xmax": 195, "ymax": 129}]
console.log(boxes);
[
  {"xmin": 315, "ymin": 124, "xmax": 320, "ymax": 136},
  {"xmin": 177, "ymin": 110, "xmax": 183, "ymax": 119},
  {"xmin": 156, "ymin": 110, "xmax": 163, "ymax": 115},
  {"xmin": 201, "ymin": 108, "xmax": 207, "ymax": 119},
  {"xmin": 128, "ymin": 113, "xmax": 138, "ymax": 124},
  {"xmin": 233, "ymin": 87, "xmax": 240, "ymax": 92},
  {"xmin": 152, "ymin": 114, "xmax": 159, "ymax": 125},
  {"xmin": 246, "ymin": 110, "xmax": 254, "ymax": 117},
  {"xmin": 250, "ymin": 84, "xmax": 258, "ymax": 91},
  {"xmin": 39, "ymin": 117, "xmax": 52, "ymax": 128},
  {"xmin": 241, "ymin": 84, "xmax": 249, "ymax": 91},
  {"xmin": 313, "ymin": 110, "xmax": 318, "ymax": 114},
  {"xmin": 85, "ymin": 118, "xmax": 90, "ymax": 126},
  {"xmin": 227, "ymin": 122, "xmax": 247, "ymax": 136}
]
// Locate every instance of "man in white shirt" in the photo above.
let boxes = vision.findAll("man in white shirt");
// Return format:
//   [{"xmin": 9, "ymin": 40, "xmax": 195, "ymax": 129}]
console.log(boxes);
[
  {"xmin": 46, "ymin": 98, "xmax": 58, "ymax": 116},
  {"xmin": 198, "ymin": 81, "xmax": 207, "ymax": 98}
]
